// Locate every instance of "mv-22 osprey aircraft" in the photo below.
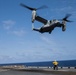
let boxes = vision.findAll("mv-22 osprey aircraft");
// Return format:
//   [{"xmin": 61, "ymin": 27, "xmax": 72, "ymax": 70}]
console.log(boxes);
[{"xmin": 20, "ymin": 3, "xmax": 72, "ymax": 34}]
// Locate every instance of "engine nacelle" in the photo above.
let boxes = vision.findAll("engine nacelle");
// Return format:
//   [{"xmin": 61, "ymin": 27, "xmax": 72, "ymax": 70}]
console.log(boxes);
[
  {"xmin": 62, "ymin": 20, "xmax": 66, "ymax": 31},
  {"xmin": 62, "ymin": 24, "xmax": 66, "ymax": 31},
  {"xmin": 32, "ymin": 10, "xmax": 36, "ymax": 23}
]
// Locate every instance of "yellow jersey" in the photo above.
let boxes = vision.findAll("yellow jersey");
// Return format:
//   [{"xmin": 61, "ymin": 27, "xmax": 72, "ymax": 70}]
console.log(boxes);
[{"xmin": 53, "ymin": 61, "xmax": 58, "ymax": 65}]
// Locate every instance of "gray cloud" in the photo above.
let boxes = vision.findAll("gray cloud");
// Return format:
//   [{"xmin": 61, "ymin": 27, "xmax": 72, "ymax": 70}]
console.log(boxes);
[
  {"xmin": 10, "ymin": 30, "xmax": 26, "ymax": 36},
  {"xmin": 2, "ymin": 20, "xmax": 15, "ymax": 30},
  {"xmin": 0, "ymin": 55, "xmax": 16, "ymax": 63}
]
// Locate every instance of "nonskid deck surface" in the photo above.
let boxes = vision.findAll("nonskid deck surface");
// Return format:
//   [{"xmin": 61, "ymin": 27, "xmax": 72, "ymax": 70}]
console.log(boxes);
[{"xmin": 0, "ymin": 68, "xmax": 76, "ymax": 75}]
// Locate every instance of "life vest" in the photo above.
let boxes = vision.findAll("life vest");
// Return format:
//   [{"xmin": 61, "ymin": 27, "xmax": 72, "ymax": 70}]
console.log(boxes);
[{"xmin": 53, "ymin": 61, "xmax": 58, "ymax": 65}]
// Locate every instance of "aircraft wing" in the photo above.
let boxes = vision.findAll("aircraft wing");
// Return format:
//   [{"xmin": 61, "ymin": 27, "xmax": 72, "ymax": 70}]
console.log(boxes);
[{"xmin": 35, "ymin": 16, "xmax": 47, "ymax": 24}]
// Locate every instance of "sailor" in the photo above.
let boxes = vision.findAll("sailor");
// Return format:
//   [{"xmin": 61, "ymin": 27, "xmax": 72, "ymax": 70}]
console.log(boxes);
[{"xmin": 53, "ymin": 60, "xmax": 58, "ymax": 70}]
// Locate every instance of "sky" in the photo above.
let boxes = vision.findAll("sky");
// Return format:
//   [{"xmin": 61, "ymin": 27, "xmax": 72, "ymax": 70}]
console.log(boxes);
[{"xmin": 0, "ymin": 0, "xmax": 76, "ymax": 64}]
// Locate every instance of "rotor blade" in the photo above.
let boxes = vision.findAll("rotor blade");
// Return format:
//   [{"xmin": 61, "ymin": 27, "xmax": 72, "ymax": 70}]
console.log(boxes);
[
  {"xmin": 59, "ymin": 14, "xmax": 73, "ymax": 22},
  {"xmin": 63, "ymin": 14, "xmax": 72, "ymax": 20},
  {"xmin": 65, "ymin": 20, "xmax": 73, "ymax": 22},
  {"xmin": 37, "ymin": 5, "xmax": 48, "ymax": 10},
  {"xmin": 59, "ymin": 19, "xmax": 73, "ymax": 22},
  {"xmin": 20, "ymin": 3, "xmax": 36, "ymax": 10},
  {"xmin": 20, "ymin": 3, "xmax": 48, "ymax": 11}
]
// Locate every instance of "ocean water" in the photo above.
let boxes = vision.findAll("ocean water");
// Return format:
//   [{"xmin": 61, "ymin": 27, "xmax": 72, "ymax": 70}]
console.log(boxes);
[{"xmin": 0, "ymin": 60, "xmax": 76, "ymax": 67}]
